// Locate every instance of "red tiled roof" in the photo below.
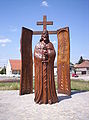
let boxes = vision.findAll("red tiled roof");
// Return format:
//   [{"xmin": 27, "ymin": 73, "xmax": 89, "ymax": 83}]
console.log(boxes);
[
  {"xmin": 9, "ymin": 59, "xmax": 21, "ymax": 71},
  {"xmin": 74, "ymin": 60, "xmax": 89, "ymax": 68}
]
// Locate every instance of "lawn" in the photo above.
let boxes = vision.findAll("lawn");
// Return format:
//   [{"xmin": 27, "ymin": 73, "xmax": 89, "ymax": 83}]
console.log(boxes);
[
  {"xmin": 0, "ymin": 79, "xmax": 89, "ymax": 91},
  {"xmin": 71, "ymin": 79, "xmax": 89, "ymax": 91},
  {"xmin": 0, "ymin": 82, "xmax": 20, "ymax": 90}
]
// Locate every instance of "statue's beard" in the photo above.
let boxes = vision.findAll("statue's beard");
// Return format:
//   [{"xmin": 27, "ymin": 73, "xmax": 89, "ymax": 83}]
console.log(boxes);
[{"xmin": 44, "ymin": 39, "xmax": 49, "ymax": 44}]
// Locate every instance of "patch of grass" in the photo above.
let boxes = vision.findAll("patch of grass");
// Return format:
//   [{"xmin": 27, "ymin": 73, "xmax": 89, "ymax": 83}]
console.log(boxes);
[
  {"xmin": 33, "ymin": 80, "xmax": 35, "ymax": 90},
  {"xmin": 55, "ymin": 80, "xmax": 58, "ymax": 90},
  {"xmin": 71, "ymin": 79, "xmax": 89, "ymax": 91},
  {"xmin": 0, "ymin": 82, "xmax": 20, "ymax": 90},
  {"xmin": 0, "ymin": 79, "xmax": 89, "ymax": 91},
  {"xmin": 55, "ymin": 78, "xmax": 89, "ymax": 91}
]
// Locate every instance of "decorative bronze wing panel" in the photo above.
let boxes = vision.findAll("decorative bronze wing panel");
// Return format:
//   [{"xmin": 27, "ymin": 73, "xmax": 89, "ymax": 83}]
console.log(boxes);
[
  {"xmin": 20, "ymin": 27, "xmax": 33, "ymax": 95},
  {"xmin": 57, "ymin": 27, "xmax": 71, "ymax": 95}
]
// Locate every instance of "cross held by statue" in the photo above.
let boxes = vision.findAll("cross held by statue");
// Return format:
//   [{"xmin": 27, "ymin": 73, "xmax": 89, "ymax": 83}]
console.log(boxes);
[{"xmin": 33, "ymin": 15, "xmax": 57, "ymax": 35}]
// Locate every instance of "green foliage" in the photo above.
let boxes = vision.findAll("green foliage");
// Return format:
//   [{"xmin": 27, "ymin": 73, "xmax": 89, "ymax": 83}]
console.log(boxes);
[
  {"xmin": 70, "ymin": 62, "xmax": 74, "ymax": 65},
  {"xmin": 78, "ymin": 56, "xmax": 84, "ymax": 64},
  {"xmin": 0, "ymin": 66, "xmax": 6, "ymax": 74}
]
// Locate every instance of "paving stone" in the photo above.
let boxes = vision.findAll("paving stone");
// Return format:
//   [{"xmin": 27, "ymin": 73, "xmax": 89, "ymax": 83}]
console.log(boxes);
[{"xmin": 0, "ymin": 90, "xmax": 89, "ymax": 120}]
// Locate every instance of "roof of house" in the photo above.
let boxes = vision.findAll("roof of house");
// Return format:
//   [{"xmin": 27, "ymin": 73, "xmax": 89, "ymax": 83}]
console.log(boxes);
[
  {"xmin": 9, "ymin": 59, "xmax": 21, "ymax": 70},
  {"xmin": 74, "ymin": 60, "xmax": 89, "ymax": 68}
]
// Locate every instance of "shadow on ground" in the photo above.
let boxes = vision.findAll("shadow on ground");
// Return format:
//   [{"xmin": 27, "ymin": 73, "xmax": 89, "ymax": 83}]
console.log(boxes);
[{"xmin": 58, "ymin": 90, "xmax": 87, "ymax": 102}]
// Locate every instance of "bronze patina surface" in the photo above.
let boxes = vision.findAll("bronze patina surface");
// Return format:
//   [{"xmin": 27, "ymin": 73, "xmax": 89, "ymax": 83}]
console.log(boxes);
[
  {"xmin": 33, "ymin": 16, "xmax": 56, "ymax": 35},
  {"xmin": 34, "ymin": 30, "xmax": 58, "ymax": 104},
  {"xmin": 33, "ymin": 30, "xmax": 57, "ymax": 35},
  {"xmin": 20, "ymin": 27, "xmax": 33, "ymax": 95},
  {"xmin": 57, "ymin": 27, "xmax": 71, "ymax": 96},
  {"xmin": 37, "ymin": 15, "xmax": 53, "ymax": 30},
  {"xmin": 19, "ymin": 15, "xmax": 71, "ymax": 101}
]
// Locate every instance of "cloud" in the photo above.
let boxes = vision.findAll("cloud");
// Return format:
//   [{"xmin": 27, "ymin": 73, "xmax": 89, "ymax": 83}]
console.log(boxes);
[
  {"xmin": 1, "ymin": 44, "xmax": 6, "ymax": 47},
  {"xmin": 52, "ymin": 40, "xmax": 57, "ymax": 44},
  {"xmin": 0, "ymin": 38, "xmax": 11, "ymax": 43},
  {"xmin": 0, "ymin": 38, "xmax": 11, "ymax": 47},
  {"xmin": 41, "ymin": 1, "xmax": 48, "ymax": 7}
]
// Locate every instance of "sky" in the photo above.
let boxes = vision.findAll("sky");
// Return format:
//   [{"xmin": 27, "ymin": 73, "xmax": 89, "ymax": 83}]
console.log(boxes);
[{"xmin": 0, "ymin": 0, "xmax": 89, "ymax": 67}]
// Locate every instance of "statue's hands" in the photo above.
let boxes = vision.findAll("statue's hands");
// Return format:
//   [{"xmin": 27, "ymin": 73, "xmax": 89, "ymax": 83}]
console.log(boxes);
[
  {"xmin": 43, "ymin": 47, "xmax": 48, "ymax": 61},
  {"xmin": 44, "ymin": 52, "xmax": 48, "ymax": 60}
]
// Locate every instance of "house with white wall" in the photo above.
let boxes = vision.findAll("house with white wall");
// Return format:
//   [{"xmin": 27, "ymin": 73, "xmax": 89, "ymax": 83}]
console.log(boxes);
[
  {"xmin": 74, "ymin": 60, "xmax": 89, "ymax": 75},
  {"xmin": 6, "ymin": 59, "xmax": 75, "ymax": 77},
  {"xmin": 6, "ymin": 59, "xmax": 21, "ymax": 76},
  {"xmin": 54, "ymin": 62, "xmax": 74, "ymax": 77}
]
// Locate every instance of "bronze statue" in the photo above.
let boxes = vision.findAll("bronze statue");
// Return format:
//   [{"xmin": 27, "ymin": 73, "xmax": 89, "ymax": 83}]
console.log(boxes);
[
  {"xmin": 34, "ymin": 30, "xmax": 58, "ymax": 104},
  {"xmin": 19, "ymin": 15, "xmax": 71, "ymax": 100}
]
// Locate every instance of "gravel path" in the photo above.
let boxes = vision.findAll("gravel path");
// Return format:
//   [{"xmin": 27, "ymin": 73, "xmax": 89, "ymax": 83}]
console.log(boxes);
[{"xmin": 0, "ymin": 90, "xmax": 89, "ymax": 120}]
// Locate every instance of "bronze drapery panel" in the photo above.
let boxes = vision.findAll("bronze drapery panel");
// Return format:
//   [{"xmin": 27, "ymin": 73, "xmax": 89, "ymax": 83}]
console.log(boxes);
[
  {"xmin": 57, "ymin": 27, "xmax": 71, "ymax": 95},
  {"xmin": 20, "ymin": 27, "xmax": 33, "ymax": 95}
]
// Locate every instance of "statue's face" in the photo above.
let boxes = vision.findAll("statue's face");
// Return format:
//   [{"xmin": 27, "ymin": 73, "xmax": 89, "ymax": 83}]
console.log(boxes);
[{"xmin": 42, "ymin": 30, "xmax": 49, "ymax": 42}]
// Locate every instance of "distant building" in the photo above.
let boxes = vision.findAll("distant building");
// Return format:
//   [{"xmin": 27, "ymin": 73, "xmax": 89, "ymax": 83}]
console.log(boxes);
[
  {"xmin": 6, "ymin": 59, "xmax": 75, "ymax": 76},
  {"xmin": 6, "ymin": 59, "xmax": 21, "ymax": 76},
  {"xmin": 54, "ymin": 62, "xmax": 74, "ymax": 76},
  {"xmin": 70, "ymin": 62, "xmax": 75, "ymax": 76},
  {"xmin": 74, "ymin": 60, "xmax": 89, "ymax": 75}
]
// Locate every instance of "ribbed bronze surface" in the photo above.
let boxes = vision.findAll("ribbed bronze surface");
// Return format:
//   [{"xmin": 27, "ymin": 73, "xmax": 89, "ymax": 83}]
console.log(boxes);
[
  {"xmin": 57, "ymin": 27, "xmax": 71, "ymax": 96},
  {"xmin": 34, "ymin": 30, "xmax": 58, "ymax": 104},
  {"xmin": 33, "ymin": 31, "xmax": 57, "ymax": 35},
  {"xmin": 20, "ymin": 27, "xmax": 33, "ymax": 95}
]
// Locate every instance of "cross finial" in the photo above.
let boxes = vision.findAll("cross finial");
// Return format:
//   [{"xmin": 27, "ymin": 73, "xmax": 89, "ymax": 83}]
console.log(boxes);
[{"xmin": 37, "ymin": 15, "xmax": 53, "ymax": 31}]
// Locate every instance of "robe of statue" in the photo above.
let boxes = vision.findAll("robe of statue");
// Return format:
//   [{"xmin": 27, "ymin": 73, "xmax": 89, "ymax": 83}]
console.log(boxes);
[{"xmin": 34, "ymin": 30, "xmax": 58, "ymax": 104}]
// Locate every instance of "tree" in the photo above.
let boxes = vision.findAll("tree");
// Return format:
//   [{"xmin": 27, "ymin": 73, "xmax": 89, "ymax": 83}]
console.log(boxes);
[
  {"xmin": 0, "ymin": 66, "xmax": 6, "ymax": 74},
  {"xmin": 78, "ymin": 56, "xmax": 84, "ymax": 64}
]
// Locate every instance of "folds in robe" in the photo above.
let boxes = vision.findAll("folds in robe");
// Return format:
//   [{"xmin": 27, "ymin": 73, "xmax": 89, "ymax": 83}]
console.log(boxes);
[{"xmin": 34, "ymin": 39, "xmax": 58, "ymax": 104}]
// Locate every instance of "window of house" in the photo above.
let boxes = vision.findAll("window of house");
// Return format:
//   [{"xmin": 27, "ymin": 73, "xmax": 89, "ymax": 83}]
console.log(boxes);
[
  {"xmin": 82, "ymin": 71, "xmax": 86, "ymax": 75},
  {"xmin": 87, "ymin": 68, "xmax": 89, "ymax": 70},
  {"xmin": 12, "ymin": 70, "xmax": 17, "ymax": 74}
]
